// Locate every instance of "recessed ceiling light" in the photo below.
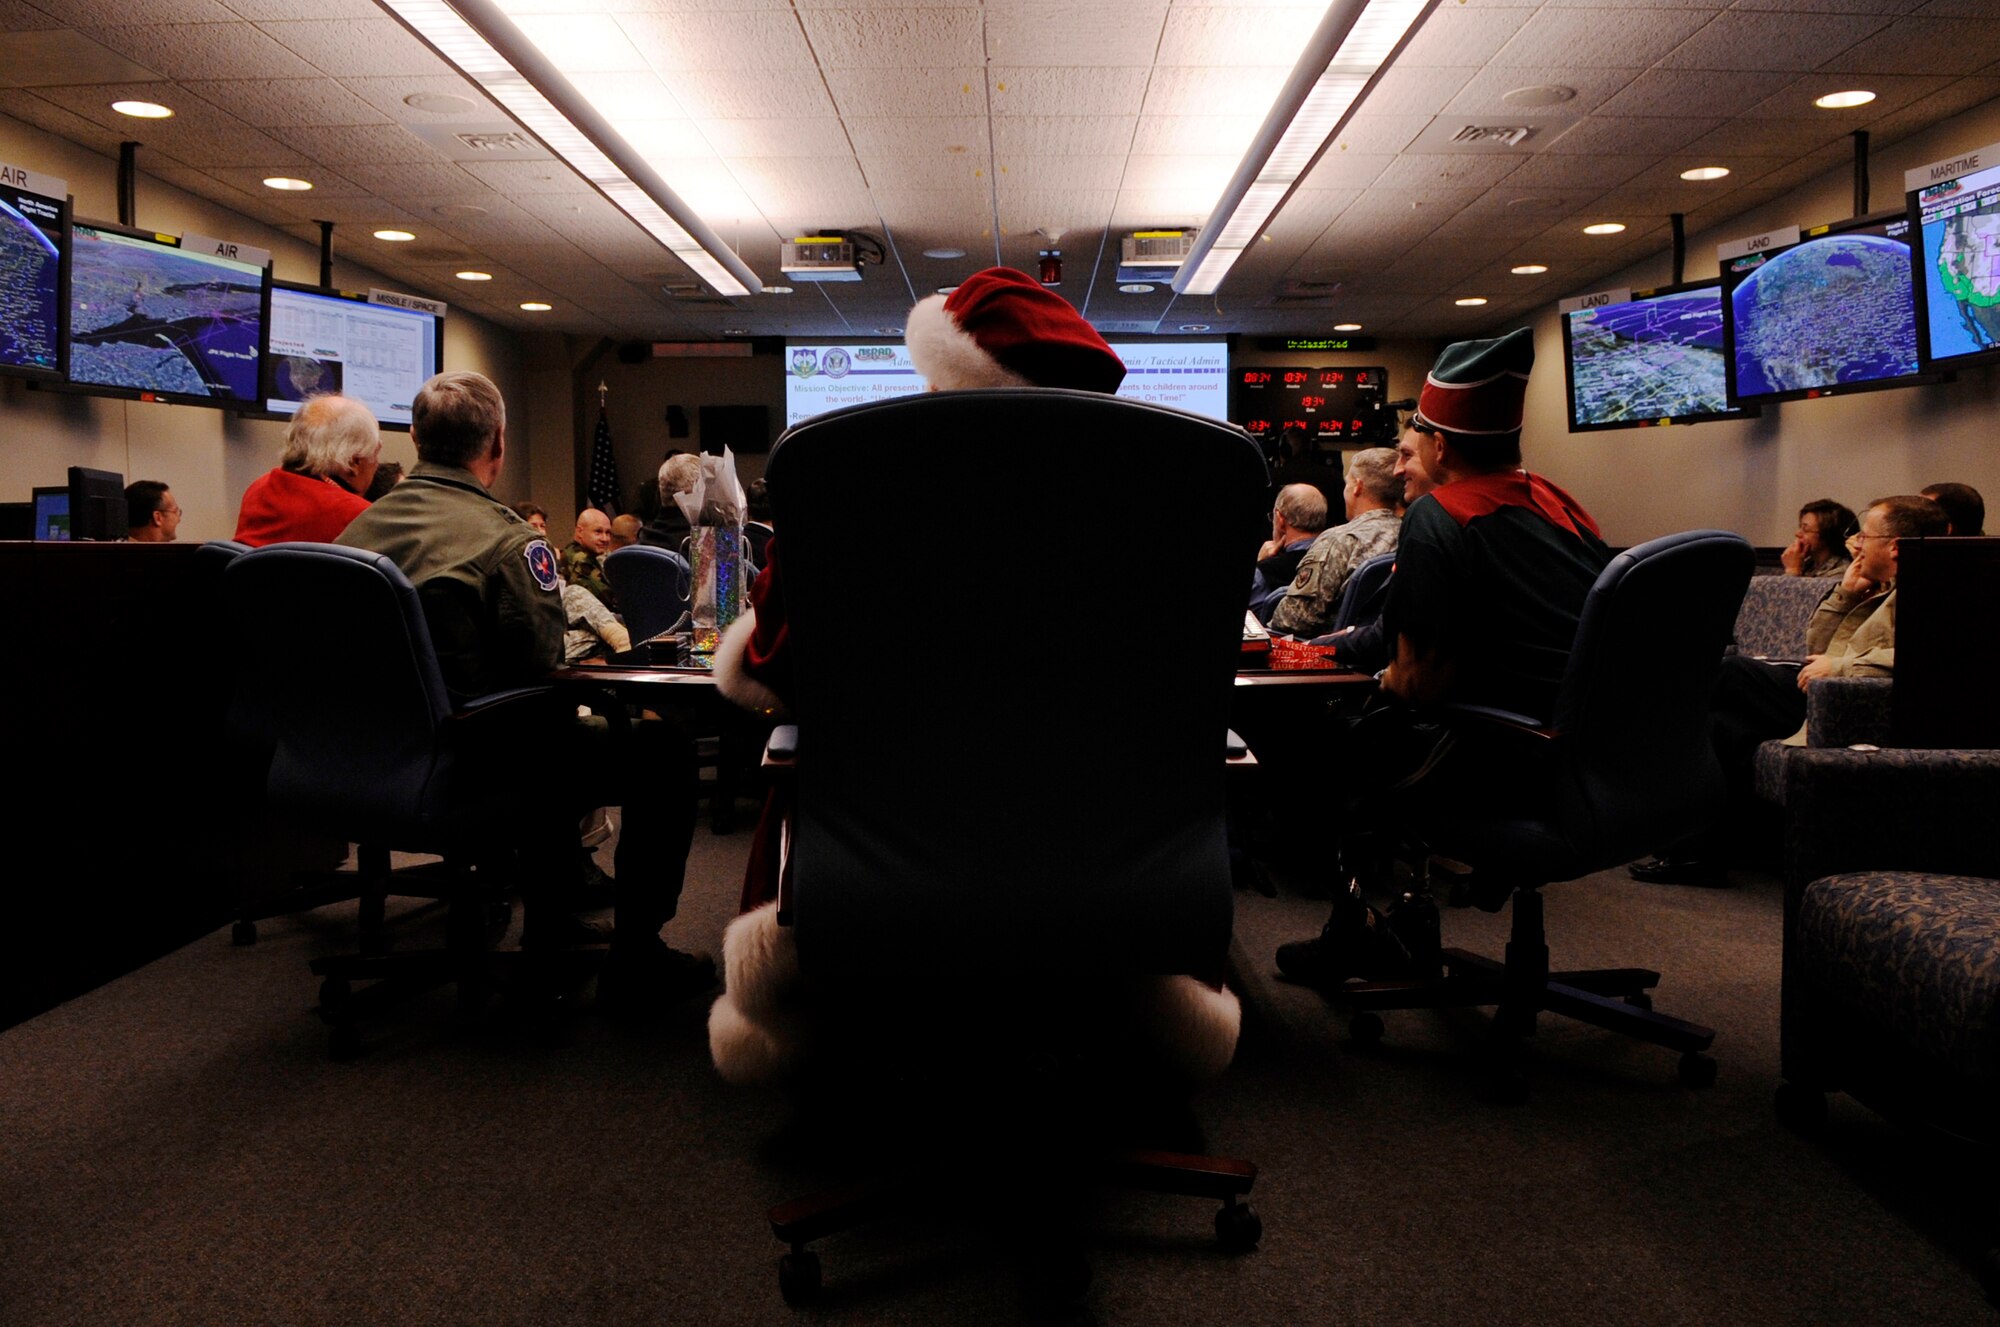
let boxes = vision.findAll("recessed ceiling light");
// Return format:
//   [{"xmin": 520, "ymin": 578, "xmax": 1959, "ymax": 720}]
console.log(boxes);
[
  {"xmin": 1510, "ymin": 264, "xmax": 1548, "ymax": 275},
  {"xmin": 1180, "ymin": 324, "xmax": 1210, "ymax": 332},
  {"xmin": 922, "ymin": 247, "xmax": 966, "ymax": 260},
  {"xmin": 1120, "ymin": 283, "xmax": 1156, "ymax": 294},
  {"xmin": 455, "ymin": 270, "xmax": 492, "ymax": 281},
  {"xmin": 1454, "ymin": 297, "xmax": 1488, "ymax": 307},
  {"xmin": 262, "ymin": 176, "xmax": 313, "ymax": 191},
  {"xmin": 1815, "ymin": 89, "xmax": 1876, "ymax": 110},
  {"xmin": 520, "ymin": 301, "xmax": 553, "ymax": 311},
  {"xmin": 1680, "ymin": 166, "xmax": 1731, "ymax": 182},
  {"xmin": 434, "ymin": 203, "xmax": 488, "ymax": 217},
  {"xmin": 1583, "ymin": 222, "xmax": 1626, "ymax": 236},
  {"xmin": 111, "ymin": 100, "xmax": 173, "ymax": 119},
  {"xmin": 1334, "ymin": 322, "xmax": 1362, "ymax": 332},
  {"xmin": 763, "ymin": 284, "xmax": 794, "ymax": 295},
  {"xmin": 1501, "ymin": 85, "xmax": 1575, "ymax": 109},
  {"xmin": 373, "ymin": 229, "xmax": 416, "ymax": 242},
  {"xmin": 403, "ymin": 92, "xmax": 480, "ymax": 114}
]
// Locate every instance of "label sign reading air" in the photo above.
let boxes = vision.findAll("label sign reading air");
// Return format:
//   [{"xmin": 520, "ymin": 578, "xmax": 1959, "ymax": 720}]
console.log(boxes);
[
  {"xmin": 1907, "ymin": 141, "xmax": 2000, "ymax": 193},
  {"xmin": 1558, "ymin": 288, "xmax": 1632, "ymax": 315},
  {"xmin": 0, "ymin": 161, "xmax": 65, "ymax": 199},
  {"xmin": 1717, "ymin": 226, "xmax": 1800, "ymax": 262},
  {"xmin": 182, "ymin": 232, "xmax": 272, "ymax": 267}
]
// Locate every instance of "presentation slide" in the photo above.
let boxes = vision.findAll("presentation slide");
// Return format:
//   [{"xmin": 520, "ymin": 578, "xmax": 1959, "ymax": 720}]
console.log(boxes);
[
  {"xmin": 69, "ymin": 225, "xmax": 264, "ymax": 403},
  {"xmin": 0, "ymin": 181, "xmax": 62, "ymax": 378},
  {"xmin": 267, "ymin": 286, "xmax": 439, "ymax": 426},
  {"xmin": 1916, "ymin": 157, "xmax": 2000, "ymax": 365},
  {"xmin": 784, "ymin": 337, "xmax": 1230, "ymax": 428}
]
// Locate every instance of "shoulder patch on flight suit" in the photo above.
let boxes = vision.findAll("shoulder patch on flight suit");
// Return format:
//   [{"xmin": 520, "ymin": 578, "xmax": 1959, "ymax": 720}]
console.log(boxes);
[{"xmin": 525, "ymin": 539, "xmax": 560, "ymax": 591}]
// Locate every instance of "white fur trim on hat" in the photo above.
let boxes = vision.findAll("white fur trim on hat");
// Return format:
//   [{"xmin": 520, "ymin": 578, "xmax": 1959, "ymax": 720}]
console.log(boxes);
[
  {"xmin": 708, "ymin": 903, "xmax": 806, "ymax": 1085},
  {"xmin": 712, "ymin": 610, "xmax": 788, "ymax": 718},
  {"xmin": 1129, "ymin": 975, "xmax": 1241, "ymax": 1080},
  {"xmin": 905, "ymin": 292, "xmax": 1033, "ymax": 392}
]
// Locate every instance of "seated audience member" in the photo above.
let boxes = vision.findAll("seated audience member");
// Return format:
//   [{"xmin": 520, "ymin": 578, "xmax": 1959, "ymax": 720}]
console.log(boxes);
[
  {"xmin": 125, "ymin": 481, "xmax": 180, "ymax": 543},
  {"xmin": 234, "ymin": 395, "xmax": 382, "ymax": 547},
  {"xmin": 743, "ymin": 478, "xmax": 775, "ymax": 569},
  {"xmin": 562, "ymin": 580, "xmax": 632, "ymax": 663},
  {"xmin": 364, "ymin": 461, "xmax": 404, "ymax": 502},
  {"xmin": 1780, "ymin": 498, "xmax": 1858, "ymax": 578},
  {"xmin": 609, "ymin": 513, "xmax": 642, "ymax": 550},
  {"xmin": 1631, "ymin": 493, "xmax": 1951, "ymax": 885},
  {"xmin": 1920, "ymin": 481, "xmax": 1984, "ymax": 536},
  {"xmin": 1309, "ymin": 423, "xmax": 1438, "ymax": 672},
  {"xmin": 641, "ymin": 453, "xmax": 701, "ymax": 550},
  {"xmin": 1248, "ymin": 483, "xmax": 1328, "ymax": 623},
  {"xmin": 563, "ymin": 508, "xmax": 617, "ymax": 609},
  {"xmin": 510, "ymin": 501, "xmax": 549, "ymax": 536},
  {"xmin": 336, "ymin": 370, "xmax": 710, "ymax": 1000},
  {"xmin": 1267, "ymin": 446, "xmax": 1403, "ymax": 639},
  {"xmin": 1276, "ymin": 328, "xmax": 1610, "ymax": 984}
]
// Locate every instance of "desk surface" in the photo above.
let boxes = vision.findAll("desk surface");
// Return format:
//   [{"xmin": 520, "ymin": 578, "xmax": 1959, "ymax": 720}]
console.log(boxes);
[{"xmin": 553, "ymin": 662, "xmax": 1374, "ymax": 690}]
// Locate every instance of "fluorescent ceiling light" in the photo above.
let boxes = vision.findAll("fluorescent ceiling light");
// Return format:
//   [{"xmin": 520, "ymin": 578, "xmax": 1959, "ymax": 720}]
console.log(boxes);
[
  {"xmin": 1174, "ymin": 0, "xmax": 1443, "ymax": 297},
  {"xmin": 1815, "ymin": 89, "xmax": 1876, "ymax": 110},
  {"xmin": 375, "ymin": 0, "xmax": 759, "ymax": 298},
  {"xmin": 112, "ymin": 100, "xmax": 173, "ymax": 119}
]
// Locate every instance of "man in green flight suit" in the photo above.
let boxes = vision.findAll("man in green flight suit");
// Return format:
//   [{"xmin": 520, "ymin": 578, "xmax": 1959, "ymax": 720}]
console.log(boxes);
[
  {"xmin": 561, "ymin": 507, "xmax": 617, "ymax": 611},
  {"xmin": 338, "ymin": 370, "xmax": 713, "ymax": 1003}
]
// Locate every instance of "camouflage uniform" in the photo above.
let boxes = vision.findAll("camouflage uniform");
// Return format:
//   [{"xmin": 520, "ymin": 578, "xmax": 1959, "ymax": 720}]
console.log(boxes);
[
  {"xmin": 1268, "ymin": 506, "xmax": 1402, "ymax": 638},
  {"xmin": 561, "ymin": 541, "xmax": 617, "ymax": 611},
  {"xmin": 336, "ymin": 461, "xmax": 563, "ymax": 704}
]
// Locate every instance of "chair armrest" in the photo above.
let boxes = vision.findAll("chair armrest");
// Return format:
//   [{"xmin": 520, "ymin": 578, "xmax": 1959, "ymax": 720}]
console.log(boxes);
[
  {"xmin": 449, "ymin": 686, "xmax": 558, "ymax": 722},
  {"xmin": 1782, "ymin": 747, "xmax": 2000, "ymax": 898},
  {"xmin": 1804, "ymin": 676, "xmax": 1892, "ymax": 748},
  {"xmin": 1443, "ymin": 703, "xmax": 1557, "ymax": 741},
  {"xmin": 763, "ymin": 724, "xmax": 799, "ymax": 769}
]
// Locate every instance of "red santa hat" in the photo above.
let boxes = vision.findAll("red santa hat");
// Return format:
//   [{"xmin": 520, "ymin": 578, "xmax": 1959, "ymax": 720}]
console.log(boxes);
[{"xmin": 905, "ymin": 267, "xmax": 1126, "ymax": 394}]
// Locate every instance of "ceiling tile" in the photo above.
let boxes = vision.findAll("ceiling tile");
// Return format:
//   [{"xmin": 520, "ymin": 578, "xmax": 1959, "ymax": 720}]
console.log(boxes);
[
  {"xmin": 178, "ymin": 77, "xmax": 388, "ymax": 128},
  {"xmin": 1297, "ymin": 148, "xmax": 1394, "ymax": 190},
  {"xmin": 695, "ymin": 116, "xmax": 851, "ymax": 159},
  {"xmin": 1442, "ymin": 64, "xmax": 1632, "ymax": 117},
  {"xmin": 258, "ymin": 20, "xmax": 455, "ymax": 79},
  {"xmin": 223, "ymin": 0, "xmax": 385, "ymax": 18},
  {"xmin": 457, "ymin": 158, "xmax": 595, "ymax": 194},
  {"xmin": 32, "ymin": 0, "xmax": 234, "ymax": 24},
  {"xmin": 984, "ymin": 2, "xmax": 1167, "ymax": 67},
  {"xmin": 1660, "ymin": 9, "xmax": 1890, "ymax": 70},
  {"xmin": 1329, "ymin": 114, "xmax": 1437, "ymax": 156},
  {"xmin": 1366, "ymin": 151, "xmax": 1529, "ymax": 191},
  {"xmin": 1498, "ymin": 152, "xmax": 1662, "ymax": 190},
  {"xmin": 0, "ymin": 0, "xmax": 60, "ymax": 29},
  {"xmin": 337, "ymin": 75, "xmax": 499, "ymax": 123},
  {"xmin": 1594, "ymin": 67, "xmax": 1796, "ymax": 118},
  {"xmin": 1155, "ymin": 5, "xmax": 1328, "ymax": 68},
  {"xmin": 843, "ymin": 115, "xmax": 985, "ymax": 155},
  {"xmin": 91, "ymin": 22, "xmax": 322, "ymax": 81},
  {"xmin": 1860, "ymin": 76, "xmax": 2000, "ymax": 143},
  {"xmin": 1816, "ymin": 18, "xmax": 2000, "ymax": 74},
  {"xmin": 0, "ymin": 87, "xmax": 123, "ymax": 154},
  {"xmin": 671, "ymin": 63, "xmax": 839, "ymax": 118},
  {"xmin": 1539, "ymin": 115, "xmax": 1727, "ymax": 156},
  {"xmin": 203, "ymin": 163, "xmax": 368, "ymax": 195},
  {"xmin": 796, "ymin": 8, "xmax": 983, "ymax": 69},
  {"xmin": 826, "ymin": 66, "xmax": 984, "ymax": 117},
  {"xmin": 1491, "ymin": 6, "xmax": 1718, "ymax": 69},
  {"xmin": 1358, "ymin": 64, "xmax": 1481, "ymax": 119},
  {"xmin": 1130, "ymin": 114, "xmax": 1264, "ymax": 157},
  {"xmin": 1395, "ymin": 5, "xmax": 1537, "ymax": 67},
  {"xmin": 1140, "ymin": 66, "xmax": 1285, "ymax": 118},
  {"xmin": 267, "ymin": 122, "xmax": 446, "ymax": 163},
  {"xmin": 988, "ymin": 65, "xmax": 1149, "ymax": 116},
  {"xmin": 1738, "ymin": 70, "xmax": 1949, "ymax": 120},
  {"xmin": 992, "ymin": 187, "xmax": 1115, "ymax": 232},
  {"xmin": 993, "ymin": 115, "xmax": 1135, "ymax": 157},
  {"xmin": 1680, "ymin": 115, "xmax": 1841, "ymax": 159},
  {"xmin": 617, "ymin": 10, "xmax": 817, "ymax": 71},
  {"xmin": 997, "ymin": 154, "xmax": 1128, "ymax": 191},
  {"xmin": 0, "ymin": 27, "xmax": 163, "ymax": 84},
  {"xmin": 862, "ymin": 153, "xmax": 990, "ymax": 190},
  {"xmin": 504, "ymin": 12, "xmax": 650, "ymax": 73}
]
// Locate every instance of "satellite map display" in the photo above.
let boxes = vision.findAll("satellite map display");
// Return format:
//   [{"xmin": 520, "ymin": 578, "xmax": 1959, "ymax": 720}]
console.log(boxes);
[
  {"xmin": 1727, "ymin": 223, "xmax": 1918, "ymax": 400},
  {"xmin": 0, "ymin": 186, "xmax": 62, "ymax": 376},
  {"xmin": 1917, "ymin": 160, "xmax": 2000, "ymax": 364},
  {"xmin": 1566, "ymin": 286, "xmax": 1735, "ymax": 427},
  {"xmin": 68, "ymin": 225, "xmax": 263, "ymax": 401}
]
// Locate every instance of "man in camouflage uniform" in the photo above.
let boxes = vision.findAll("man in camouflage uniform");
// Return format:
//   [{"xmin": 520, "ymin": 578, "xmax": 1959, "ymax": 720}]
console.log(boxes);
[
  {"xmin": 562, "ymin": 508, "xmax": 617, "ymax": 611},
  {"xmin": 338, "ymin": 370, "xmax": 711, "ymax": 1003},
  {"xmin": 1268, "ymin": 446, "xmax": 1403, "ymax": 638}
]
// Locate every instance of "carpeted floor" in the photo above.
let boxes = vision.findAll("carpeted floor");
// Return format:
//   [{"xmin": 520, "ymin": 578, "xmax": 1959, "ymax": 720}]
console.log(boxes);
[{"xmin": 1, "ymin": 819, "xmax": 1993, "ymax": 1325}]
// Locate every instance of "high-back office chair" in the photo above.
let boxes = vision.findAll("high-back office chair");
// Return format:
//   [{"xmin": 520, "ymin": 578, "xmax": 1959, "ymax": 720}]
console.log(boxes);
[
  {"xmin": 225, "ymin": 543, "xmax": 592, "ymax": 1058},
  {"xmin": 1329, "ymin": 549, "xmax": 1396, "ymax": 633},
  {"xmin": 1340, "ymin": 530, "xmax": 1754, "ymax": 1099},
  {"xmin": 752, "ymin": 389, "xmax": 1269, "ymax": 1305},
  {"xmin": 603, "ymin": 544, "xmax": 691, "ymax": 645}
]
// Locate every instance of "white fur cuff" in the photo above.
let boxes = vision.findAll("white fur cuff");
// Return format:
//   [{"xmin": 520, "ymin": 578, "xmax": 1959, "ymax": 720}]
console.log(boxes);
[
  {"xmin": 1130, "ymin": 976, "xmax": 1241, "ymax": 1080},
  {"xmin": 904, "ymin": 292, "xmax": 1031, "ymax": 392},
  {"xmin": 708, "ymin": 903, "xmax": 805, "ymax": 1085},
  {"xmin": 712, "ymin": 609, "xmax": 788, "ymax": 718}
]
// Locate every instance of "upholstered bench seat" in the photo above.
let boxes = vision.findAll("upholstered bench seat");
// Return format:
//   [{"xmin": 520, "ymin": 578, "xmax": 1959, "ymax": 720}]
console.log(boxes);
[{"xmin": 1795, "ymin": 871, "xmax": 2000, "ymax": 1085}]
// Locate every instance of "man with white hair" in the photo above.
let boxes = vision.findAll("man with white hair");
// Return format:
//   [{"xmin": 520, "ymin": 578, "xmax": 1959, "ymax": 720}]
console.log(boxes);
[
  {"xmin": 233, "ymin": 393, "xmax": 381, "ymax": 546},
  {"xmin": 640, "ymin": 451, "xmax": 702, "ymax": 552},
  {"xmin": 1248, "ymin": 483, "xmax": 1328, "ymax": 624},
  {"xmin": 1267, "ymin": 447, "xmax": 1402, "ymax": 639}
]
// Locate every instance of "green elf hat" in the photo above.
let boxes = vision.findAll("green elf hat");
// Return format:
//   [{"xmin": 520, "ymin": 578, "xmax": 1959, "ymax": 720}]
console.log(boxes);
[{"xmin": 1412, "ymin": 326, "xmax": 1534, "ymax": 436}]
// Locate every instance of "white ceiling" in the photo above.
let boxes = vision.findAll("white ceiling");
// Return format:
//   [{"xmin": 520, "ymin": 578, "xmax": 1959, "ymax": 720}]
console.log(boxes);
[{"xmin": 2, "ymin": 0, "xmax": 1997, "ymax": 342}]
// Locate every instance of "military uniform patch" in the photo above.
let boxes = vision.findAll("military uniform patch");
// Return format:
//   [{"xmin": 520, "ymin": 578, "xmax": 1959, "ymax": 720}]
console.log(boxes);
[{"xmin": 525, "ymin": 539, "xmax": 560, "ymax": 591}]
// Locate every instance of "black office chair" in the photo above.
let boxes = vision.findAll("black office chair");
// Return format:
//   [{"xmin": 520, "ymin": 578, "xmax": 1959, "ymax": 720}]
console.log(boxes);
[
  {"xmin": 603, "ymin": 544, "xmax": 691, "ymax": 646},
  {"xmin": 224, "ymin": 542, "xmax": 598, "ymax": 1058},
  {"xmin": 1339, "ymin": 529, "xmax": 1754, "ymax": 1099},
  {"xmin": 743, "ymin": 389, "xmax": 1269, "ymax": 1307},
  {"xmin": 1329, "ymin": 549, "xmax": 1396, "ymax": 633}
]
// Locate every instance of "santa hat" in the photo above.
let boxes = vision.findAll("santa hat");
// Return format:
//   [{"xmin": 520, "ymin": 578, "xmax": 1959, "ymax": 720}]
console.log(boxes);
[
  {"xmin": 905, "ymin": 267, "xmax": 1126, "ymax": 394},
  {"xmin": 1413, "ymin": 326, "xmax": 1534, "ymax": 436}
]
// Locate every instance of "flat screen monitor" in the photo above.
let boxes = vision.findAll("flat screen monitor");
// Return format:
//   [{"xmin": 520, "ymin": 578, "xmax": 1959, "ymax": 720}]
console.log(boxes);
[
  {"xmin": 1721, "ymin": 210, "xmax": 1933, "ymax": 407},
  {"xmin": 67, "ymin": 465, "xmax": 125, "ymax": 541},
  {"xmin": 1909, "ymin": 148, "xmax": 2000, "ymax": 372},
  {"xmin": 66, "ymin": 221, "xmax": 269, "ymax": 407},
  {"xmin": 1105, "ymin": 340, "xmax": 1229, "ymax": 421},
  {"xmin": 263, "ymin": 283, "xmax": 442, "ymax": 429},
  {"xmin": 0, "ymin": 172, "xmax": 67, "ymax": 381},
  {"xmin": 31, "ymin": 486, "xmax": 68, "ymax": 541},
  {"xmin": 1562, "ymin": 280, "xmax": 1756, "ymax": 431}
]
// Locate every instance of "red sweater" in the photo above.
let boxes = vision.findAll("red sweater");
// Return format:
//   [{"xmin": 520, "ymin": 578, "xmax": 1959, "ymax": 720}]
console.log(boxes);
[{"xmin": 234, "ymin": 468, "xmax": 371, "ymax": 547}]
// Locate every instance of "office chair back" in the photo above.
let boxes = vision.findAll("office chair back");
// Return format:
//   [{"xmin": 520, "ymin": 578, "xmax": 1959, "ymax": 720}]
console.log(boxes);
[
  {"xmin": 1330, "ymin": 550, "xmax": 1396, "ymax": 632},
  {"xmin": 1540, "ymin": 529, "xmax": 1754, "ymax": 871},
  {"xmin": 225, "ymin": 542, "xmax": 489, "ymax": 845},
  {"xmin": 765, "ymin": 389, "xmax": 1268, "ymax": 980},
  {"xmin": 604, "ymin": 544, "xmax": 692, "ymax": 642}
]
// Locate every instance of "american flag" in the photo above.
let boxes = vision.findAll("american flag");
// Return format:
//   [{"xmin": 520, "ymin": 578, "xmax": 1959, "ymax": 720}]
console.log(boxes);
[{"xmin": 588, "ymin": 402, "xmax": 622, "ymax": 514}]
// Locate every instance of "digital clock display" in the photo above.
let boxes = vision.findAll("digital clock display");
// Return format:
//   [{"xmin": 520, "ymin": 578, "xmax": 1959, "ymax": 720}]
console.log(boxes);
[
  {"xmin": 1319, "ymin": 369, "xmax": 1346, "ymax": 388},
  {"xmin": 1317, "ymin": 418, "xmax": 1345, "ymax": 436},
  {"xmin": 1243, "ymin": 418, "xmax": 1272, "ymax": 435},
  {"xmin": 1241, "ymin": 370, "xmax": 1272, "ymax": 387},
  {"xmin": 1300, "ymin": 395, "xmax": 1326, "ymax": 411},
  {"xmin": 1282, "ymin": 370, "xmax": 1309, "ymax": 387}
]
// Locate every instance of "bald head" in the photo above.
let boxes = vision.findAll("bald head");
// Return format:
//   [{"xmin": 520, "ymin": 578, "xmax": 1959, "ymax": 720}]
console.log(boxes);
[
  {"xmin": 574, "ymin": 508, "xmax": 611, "ymax": 555},
  {"xmin": 1272, "ymin": 483, "xmax": 1329, "ymax": 543},
  {"xmin": 609, "ymin": 513, "xmax": 641, "ymax": 548}
]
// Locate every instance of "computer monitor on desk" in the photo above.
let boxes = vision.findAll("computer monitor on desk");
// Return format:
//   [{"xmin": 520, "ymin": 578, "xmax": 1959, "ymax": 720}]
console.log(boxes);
[
  {"xmin": 66, "ymin": 466, "xmax": 125, "ymax": 541},
  {"xmin": 31, "ymin": 486, "xmax": 68, "ymax": 540}
]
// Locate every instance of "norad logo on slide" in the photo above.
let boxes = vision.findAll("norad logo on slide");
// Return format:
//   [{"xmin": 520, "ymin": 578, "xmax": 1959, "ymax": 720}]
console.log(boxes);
[{"xmin": 790, "ymin": 348, "xmax": 818, "ymax": 378}]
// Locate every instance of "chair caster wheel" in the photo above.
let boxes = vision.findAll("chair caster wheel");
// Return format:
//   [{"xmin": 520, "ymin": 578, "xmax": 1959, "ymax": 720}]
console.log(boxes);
[
  {"xmin": 1623, "ymin": 992, "xmax": 1652, "ymax": 1011},
  {"xmin": 778, "ymin": 1250, "xmax": 821, "ymax": 1305},
  {"xmin": 1678, "ymin": 1052, "xmax": 1718, "ymax": 1089},
  {"xmin": 1214, "ymin": 1202, "xmax": 1261, "ymax": 1253},
  {"xmin": 1774, "ymin": 1081, "xmax": 1827, "ymax": 1137},
  {"xmin": 231, "ymin": 920, "xmax": 257, "ymax": 946},
  {"xmin": 1348, "ymin": 1011, "xmax": 1384, "ymax": 1044},
  {"xmin": 328, "ymin": 1026, "xmax": 362, "ymax": 1061}
]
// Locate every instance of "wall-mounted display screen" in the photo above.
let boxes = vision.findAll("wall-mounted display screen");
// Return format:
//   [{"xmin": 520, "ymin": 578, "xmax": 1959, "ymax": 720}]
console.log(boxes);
[
  {"xmin": 264, "ymin": 283, "xmax": 441, "ymax": 429},
  {"xmin": 1910, "ymin": 151, "xmax": 2000, "ymax": 372},
  {"xmin": 1107, "ymin": 340, "xmax": 1229, "ymax": 421},
  {"xmin": 0, "ymin": 171, "xmax": 66, "ymax": 381},
  {"xmin": 1562, "ymin": 281, "xmax": 1755, "ymax": 431},
  {"xmin": 67, "ymin": 222, "xmax": 267, "ymax": 406},
  {"xmin": 1721, "ymin": 210, "xmax": 1930, "ymax": 407}
]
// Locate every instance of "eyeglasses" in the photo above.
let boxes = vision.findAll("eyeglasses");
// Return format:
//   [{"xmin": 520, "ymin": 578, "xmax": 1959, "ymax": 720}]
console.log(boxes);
[
  {"xmin": 1847, "ymin": 532, "xmax": 1894, "ymax": 546},
  {"xmin": 161, "ymin": 505, "xmax": 183, "ymax": 518}
]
